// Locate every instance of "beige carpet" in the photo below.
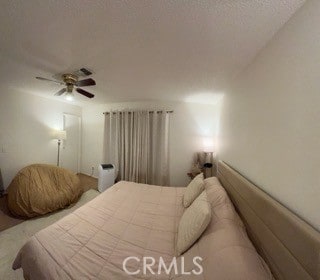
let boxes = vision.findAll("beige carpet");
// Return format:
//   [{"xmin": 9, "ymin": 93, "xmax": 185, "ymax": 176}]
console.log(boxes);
[{"xmin": 0, "ymin": 189, "xmax": 100, "ymax": 280}]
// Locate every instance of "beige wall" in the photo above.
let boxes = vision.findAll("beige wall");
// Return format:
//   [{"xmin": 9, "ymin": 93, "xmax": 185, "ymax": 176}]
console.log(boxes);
[
  {"xmin": 81, "ymin": 101, "xmax": 220, "ymax": 186},
  {"xmin": 0, "ymin": 90, "xmax": 81, "ymax": 188},
  {"xmin": 220, "ymin": 0, "xmax": 320, "ymax": 230}
]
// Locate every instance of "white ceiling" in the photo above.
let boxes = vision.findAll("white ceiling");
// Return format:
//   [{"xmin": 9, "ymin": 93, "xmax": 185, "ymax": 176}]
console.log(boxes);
[{"xmin": 0, "ymin": 0, "xmax": 305, "ymax": 106}]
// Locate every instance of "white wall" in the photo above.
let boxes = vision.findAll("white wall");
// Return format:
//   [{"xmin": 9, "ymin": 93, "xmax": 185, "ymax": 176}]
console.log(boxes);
[
  {"xmin": 0, "ymin": 90, "xmax": 81, "ymax": 188},
  {"xmin": 81, "ymin": 101, "xmax": 220, "ymax": 186},
  {"xmin": 220, "ymin": 0, "xmax": 320, "ymax": 230}
]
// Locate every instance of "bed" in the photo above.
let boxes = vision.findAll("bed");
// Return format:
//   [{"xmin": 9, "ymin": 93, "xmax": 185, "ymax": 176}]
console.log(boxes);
[
  {"xmin": 12, "ymin": 161, "xmax": 319, "ymax": 279},
  {"xmin": 218, "ymin": 161, "xmax": 320, "ymax": 280}
]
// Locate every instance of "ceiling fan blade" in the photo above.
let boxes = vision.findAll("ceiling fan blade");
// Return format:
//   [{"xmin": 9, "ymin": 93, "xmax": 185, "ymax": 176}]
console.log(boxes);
[
  {"xmin": 80, "ymin": 68, "xmax": 92, "ymax": 76},
  {"xmin": 75, "ymin": 78, "xmax": 96, "ymax": 87},
  {"xmin": 76, "ymin": 88, "xmax": 94, "ymax": 98},
  {"xmin": 54, "ymin": 88, "xmax": 66, "ymax": 96},
  {"xmin": 36, "ymin": 77, "xmax": 64, "ymax": 85}
]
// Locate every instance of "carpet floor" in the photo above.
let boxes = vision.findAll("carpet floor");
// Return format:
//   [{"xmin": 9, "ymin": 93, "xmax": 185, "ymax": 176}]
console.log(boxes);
[{"xmin": 0, "ymin": 189, "xmax": 100, "ymax": 279}]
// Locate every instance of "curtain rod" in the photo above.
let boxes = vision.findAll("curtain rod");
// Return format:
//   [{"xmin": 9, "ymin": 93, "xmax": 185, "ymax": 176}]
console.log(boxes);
[{"xmin": 103, "ymin": 110, "xmax": 173, "ymax": 115}]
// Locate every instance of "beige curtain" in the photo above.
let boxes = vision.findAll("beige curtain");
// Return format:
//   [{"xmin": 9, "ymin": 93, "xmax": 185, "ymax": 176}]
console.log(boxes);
[{"xmin": 104, "ymin": 110, "xmax": 170, "ymax": 186}]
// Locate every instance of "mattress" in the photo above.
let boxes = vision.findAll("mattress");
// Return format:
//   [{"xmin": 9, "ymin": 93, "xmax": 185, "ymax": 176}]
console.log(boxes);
[{"xmin": 13, "ymin": 179, "xmax": 273, "ymax": 279}]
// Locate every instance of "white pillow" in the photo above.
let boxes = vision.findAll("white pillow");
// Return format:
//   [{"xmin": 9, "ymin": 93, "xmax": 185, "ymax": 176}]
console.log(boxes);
[
  {"xmin": 176, "ymin": 191, "xmax": 211, "ymax": 256},
  {"xmin": 183, "ymin": 173, "xmax": 204, "ymax": 208},
  {"xmin": 204, "ymin": 176, "xmax": 220, "ymax": 188}
]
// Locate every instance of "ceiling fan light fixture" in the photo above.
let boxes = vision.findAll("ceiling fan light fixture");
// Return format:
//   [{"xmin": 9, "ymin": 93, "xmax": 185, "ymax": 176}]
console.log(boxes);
[{"xmin": 65, "ymin": 91, "xmax": 74, "ymax": 101}]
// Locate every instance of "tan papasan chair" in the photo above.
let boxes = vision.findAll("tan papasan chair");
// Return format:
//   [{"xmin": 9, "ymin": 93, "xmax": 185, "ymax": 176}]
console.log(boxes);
[{"xmin": 7, "ymin": 164, "xmax": 83, "ymax": 218}]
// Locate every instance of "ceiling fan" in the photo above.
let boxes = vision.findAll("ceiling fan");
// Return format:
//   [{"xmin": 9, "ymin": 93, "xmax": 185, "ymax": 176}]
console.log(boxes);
[{"xmin": 36, "ymin": 68, "xmax": 96, "ymax": 100}]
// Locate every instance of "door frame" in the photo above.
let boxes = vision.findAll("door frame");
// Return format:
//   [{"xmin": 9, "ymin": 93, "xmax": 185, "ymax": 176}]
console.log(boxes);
[{"xmin": 63, "ymin": 113, "xmax": 82, "ymax": 174}]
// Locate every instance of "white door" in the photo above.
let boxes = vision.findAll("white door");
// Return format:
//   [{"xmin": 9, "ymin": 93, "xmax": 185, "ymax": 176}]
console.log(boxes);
[{"xmin": 62, "ymin": 114, "xmax": 81, "ymax": 173}]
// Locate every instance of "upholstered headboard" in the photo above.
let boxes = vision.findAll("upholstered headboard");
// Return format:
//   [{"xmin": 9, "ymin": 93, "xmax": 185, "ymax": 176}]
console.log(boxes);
[{"xmin": 218, "ymin": 160, "xmax": 320, "ymax": 280}]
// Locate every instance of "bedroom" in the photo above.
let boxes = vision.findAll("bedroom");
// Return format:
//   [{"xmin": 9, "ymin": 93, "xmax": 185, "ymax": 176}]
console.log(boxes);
[{"xmin": 0, "ymin": 1, "xmax": 319, "ymax": 279}]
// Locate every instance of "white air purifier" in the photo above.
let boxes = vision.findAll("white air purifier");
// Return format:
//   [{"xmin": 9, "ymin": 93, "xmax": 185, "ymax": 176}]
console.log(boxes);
[{"xmin": 98, "ymin": 164, "xmax": 115, "ymax": 192}]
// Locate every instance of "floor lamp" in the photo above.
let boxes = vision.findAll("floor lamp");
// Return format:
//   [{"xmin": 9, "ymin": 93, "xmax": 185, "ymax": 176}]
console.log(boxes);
[{"xmin": 53, "ymin": 130, "xmax": 67, "ymax": 167}]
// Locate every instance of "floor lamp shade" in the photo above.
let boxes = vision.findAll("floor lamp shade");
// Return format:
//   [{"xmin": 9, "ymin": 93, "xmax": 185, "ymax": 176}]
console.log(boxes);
[{"xmin": 53, "ymin": 130, "xmax": 67, "ymax": 141}]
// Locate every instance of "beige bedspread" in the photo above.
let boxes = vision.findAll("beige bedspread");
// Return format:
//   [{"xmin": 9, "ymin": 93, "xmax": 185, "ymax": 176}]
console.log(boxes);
[{"xmin": 13, "ymin": 180, "xmax": 273, "ymax": 280}]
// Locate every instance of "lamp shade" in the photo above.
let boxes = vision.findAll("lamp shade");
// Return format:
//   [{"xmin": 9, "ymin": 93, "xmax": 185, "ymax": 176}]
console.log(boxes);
[
  {"xmin": 53, "ymin": 130, "xmax": 67, "ymax": 140},
  {"xmin": 203, "ymin": 137, "xmax": 214, "ymax": 153}
]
